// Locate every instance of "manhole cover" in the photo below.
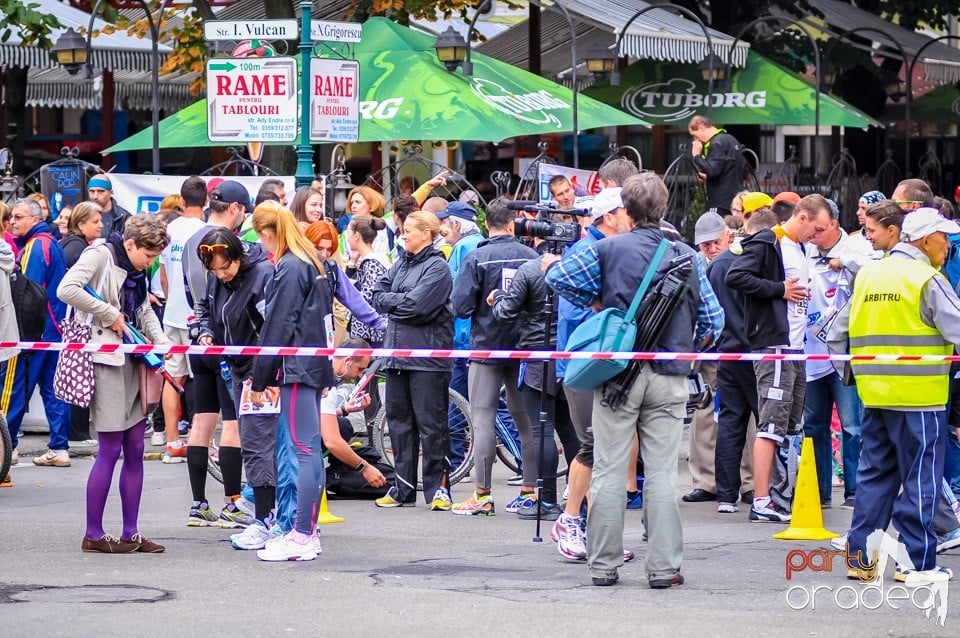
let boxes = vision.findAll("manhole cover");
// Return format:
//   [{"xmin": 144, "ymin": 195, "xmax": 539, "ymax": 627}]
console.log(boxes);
[{"xmin": 0, "ymin": 584, "xmax": 173, "ymax": 604}]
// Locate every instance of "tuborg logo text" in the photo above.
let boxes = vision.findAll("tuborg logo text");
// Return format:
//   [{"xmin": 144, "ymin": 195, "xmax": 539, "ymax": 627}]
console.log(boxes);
[
  {"xmin": 470, "ymin": 79, "xmax": 569, "ymax": 127},
  {"xmin": 621, "ymin": 78, "xmax": 766, "ymax": 123}
]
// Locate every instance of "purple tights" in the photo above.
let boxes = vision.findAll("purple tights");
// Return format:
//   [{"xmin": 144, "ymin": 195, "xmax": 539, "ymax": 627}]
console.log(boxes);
[{"xmin": 85, "ymin": 420, "xmax": 146, "ymax": 540}]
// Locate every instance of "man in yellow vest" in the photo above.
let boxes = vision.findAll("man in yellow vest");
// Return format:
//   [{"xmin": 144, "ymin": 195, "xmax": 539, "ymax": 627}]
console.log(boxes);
[{"xmin": 830, "ymin": 207, "xmax": 960, "ymax": 586}]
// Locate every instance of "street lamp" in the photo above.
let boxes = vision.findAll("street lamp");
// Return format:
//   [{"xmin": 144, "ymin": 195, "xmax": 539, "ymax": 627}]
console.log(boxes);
[
  {"xmin": 585, "ymin": 43, "xmax": 615, "ymax": 81},
  {"xmin": 726, "ymin": 16, "xmax": 822, "ymax": 179},
  {"xmin": 51, "ymin": 27, "xmax": 87, "ymax": 73},
  {"xmin": 432, "ymin": 26, "xmax": 468, "ymax": 72},
  {"xmin": 822, "ymin": 26, "xmax": 907, "ymax": 175},
  {"xmin": 325, "ymin": 143, "xmax": 354, "ymax": 219},
  {"xmin": 905, "ymin": 34, "xmax": 960, "ymax": 178},
  {"xmin": 53, "ymin": 0, "xmax": 172, "ymax": 175}
]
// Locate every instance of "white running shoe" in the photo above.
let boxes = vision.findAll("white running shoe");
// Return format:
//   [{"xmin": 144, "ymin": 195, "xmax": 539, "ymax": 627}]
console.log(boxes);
[
  {"xmin": 551, "ymin": 513, "xmax": 587, "ymax": 561},
  {"xmin": 234, "ymin": 497, "xmax": 256, "ymax": 518},
  {"xmin": 256, "ymin": 530, "xmax": 318, "ymax": 561},
  {"xmin": 150, "ymin": 431, "xmax": 165, "ymax": 446},
  {"xmin": 231, "ymin": 521, "xmax": 272, "ymax": 550}
]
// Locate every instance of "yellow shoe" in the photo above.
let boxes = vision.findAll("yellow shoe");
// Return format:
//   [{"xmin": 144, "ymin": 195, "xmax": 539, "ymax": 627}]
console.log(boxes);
[
  {"xmin": 0, "ymin": 474, "xmax": 11, "ymax": 488},
  {"xmin": 375, "ymin": 488, "xmax": 413, "ymax": 508},
  {"xmin": 452, "ymin": 491, "xmax": 495, "ymax": 516},
  {"xmin": 430, "ymin": 488, "xmax": 452, "ymax": 511}
]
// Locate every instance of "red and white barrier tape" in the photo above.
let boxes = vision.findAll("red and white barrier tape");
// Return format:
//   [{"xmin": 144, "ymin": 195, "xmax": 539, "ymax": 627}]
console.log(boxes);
[{"xmin": 1, "ymin": 341, "xmax": 958, "ymax": 363}]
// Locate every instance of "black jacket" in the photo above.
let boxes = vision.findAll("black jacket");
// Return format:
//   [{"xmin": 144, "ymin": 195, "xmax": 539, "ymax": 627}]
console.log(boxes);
[
  {"xmin": 251, "ymin": 251, "xmax": 335, "ymax": 391},
  {"xmin": 60, "ymin": 234, "xmax": 88, "ymax": 269},
  {"xmin": 373, "ymin": 246, "xmax": 453, "ymax": 372},
  {"xmin": 691, "ymin": 130, "xmax": 742, "ymax": 212},
  {"xmin": 197, "ymin": 242, "xmax": 274, "ymax": 379},
  {"xmin": 707, "ymin": 248, "xmax": 750, "ymax": 353},
  {"xmin": 724, "ymin": 229, "xmax": 789, "ymax": 349},
  {"xmin": 100, "ymin": 198, "xmax": 132, "ymax": 238},
  {"xmin": 491, "ymin": 255, "xmax": 558, "ymax": 393},
  {"xmin": 451, "ymin": 234, "xmax": 537, "ymax": 356}
]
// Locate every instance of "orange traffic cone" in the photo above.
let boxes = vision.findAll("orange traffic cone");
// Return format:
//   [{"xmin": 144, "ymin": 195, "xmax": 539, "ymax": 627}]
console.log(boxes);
[
  {"xmin": 773, "ymin": 437, "xmax": 839, "ymax": 541},
  {"xmin": 316, "ymin": 488, "xmax": 344, "ymax": 525}
]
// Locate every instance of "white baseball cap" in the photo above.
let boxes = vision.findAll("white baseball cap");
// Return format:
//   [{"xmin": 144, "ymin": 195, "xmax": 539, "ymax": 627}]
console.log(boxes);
[
  {"xmin": 590, "ymin": 187, "xmax": 623, "ymax": 219},
  {"xmin": 900, "ymin": 207, "xmax": 960, "ymax": 241}
]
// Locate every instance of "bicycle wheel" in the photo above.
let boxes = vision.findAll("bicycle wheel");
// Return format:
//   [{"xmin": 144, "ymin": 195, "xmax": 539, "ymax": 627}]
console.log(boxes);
[
  {"xmin": 373, "ymin": 388, "xmax": 474, "ymax": 491},
  {"xmin": 0, "ymin": 411, "xmax": 11, "ymax": 485},
  {"xmin": 495, "ymin": 431, "xmax": 569, "ymax": 479}
]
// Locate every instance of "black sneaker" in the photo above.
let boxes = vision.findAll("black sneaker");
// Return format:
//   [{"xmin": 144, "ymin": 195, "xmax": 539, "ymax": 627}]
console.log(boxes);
[
  {"xmin": 740, "ymin": 490, "xmax": 754, "ymax": 504},
  {"xmin": 749, "ymin": 501, "xmax": 791, "ymax": 523},
  {"xmin": 840, "ymin": 497, "xmax": 855, "ymax": 510},
  {"xmin": 517, "ymin": 501, "xmax": 560, "ymax": 521},
  {"xmin": 649, "ymin": 571, "xmax": 685, "ymax": 589},
  {"xmin": 592, "ymin": 571, "xmax": 619, "ymax": 586}
]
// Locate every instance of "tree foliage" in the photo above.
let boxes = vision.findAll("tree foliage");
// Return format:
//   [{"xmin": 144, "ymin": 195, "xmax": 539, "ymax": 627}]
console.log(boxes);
[{"xmin": 0, "ymin": 0, "xmax": 62, "ymax": 46}]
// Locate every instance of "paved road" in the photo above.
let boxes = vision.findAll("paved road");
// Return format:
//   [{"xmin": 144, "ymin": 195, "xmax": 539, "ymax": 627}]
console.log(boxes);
[{"xmin": 1, "ymin": 432, "xmax": 957, "ymax": 637}]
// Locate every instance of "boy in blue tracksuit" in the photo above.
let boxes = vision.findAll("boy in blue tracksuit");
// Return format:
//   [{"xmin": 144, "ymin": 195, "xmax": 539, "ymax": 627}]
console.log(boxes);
[{"xmin": 1, "ymin": 198, "xmax": 70, "ymax": 466}]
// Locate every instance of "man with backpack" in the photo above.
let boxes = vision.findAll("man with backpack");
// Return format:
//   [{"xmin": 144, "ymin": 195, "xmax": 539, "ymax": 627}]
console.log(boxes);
[
  {"xmin": 688, "ymin": 115, "xmax": 743, "ymax": 216},
  {"xmin": 1, "ymin": 198, "xmax": 70, "ymax": 467}
]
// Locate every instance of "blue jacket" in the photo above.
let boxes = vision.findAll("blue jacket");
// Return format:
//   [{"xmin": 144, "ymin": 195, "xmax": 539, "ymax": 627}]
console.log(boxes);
[
  {"xmin": 15, "ymin": 221, "xmax": 67, "ymax": 341},
  {"xmin": 447, "ymin": 231, "xmax": 485, "ymax": 350},
  {"xmin": 556, "ymin": 225, "xmax": 604, "ymax": 379}
]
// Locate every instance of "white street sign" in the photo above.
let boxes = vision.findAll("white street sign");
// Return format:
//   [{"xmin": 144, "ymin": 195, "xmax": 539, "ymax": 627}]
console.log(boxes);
[
  {"xmin": 309, "ymin": 58, "xmax": 360, "ymax": 143},
  {"xmin": 311, "ymin": 20, "xmax": 363, "ymax": 43},
  {"xmin": 204, "ymin": 20, "xmax": 299, "ymax": 41},
  {"xmin": 206, "ymin": 57, "xmax": 297, "ymax": 143}
]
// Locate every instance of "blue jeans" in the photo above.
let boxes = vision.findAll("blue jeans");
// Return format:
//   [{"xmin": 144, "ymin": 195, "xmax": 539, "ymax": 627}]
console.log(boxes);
[{"xmin": 802, "ymin": 371, "xmax": 862, "ymax": 502}]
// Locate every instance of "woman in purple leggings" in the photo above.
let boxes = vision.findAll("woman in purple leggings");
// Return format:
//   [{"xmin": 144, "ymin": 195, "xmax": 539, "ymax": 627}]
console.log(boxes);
[{"xmin": 57, "ymin": 214, "xmax": 171, "ymax": 553}]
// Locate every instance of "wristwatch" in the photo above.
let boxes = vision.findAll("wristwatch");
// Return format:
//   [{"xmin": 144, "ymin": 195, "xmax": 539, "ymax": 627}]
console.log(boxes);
[{"xmin": 354, "ymin": 459, "xmax": 367, "ymax": 472}]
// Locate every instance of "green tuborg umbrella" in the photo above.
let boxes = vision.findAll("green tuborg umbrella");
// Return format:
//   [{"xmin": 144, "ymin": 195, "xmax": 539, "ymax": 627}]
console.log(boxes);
[
  {"xmin": 105, "ymin": 17, "xmax": 647, "ymax": 153},
  {"xmin": 583, "ymin": 50, "xmax": 879, "ymax": 129}
]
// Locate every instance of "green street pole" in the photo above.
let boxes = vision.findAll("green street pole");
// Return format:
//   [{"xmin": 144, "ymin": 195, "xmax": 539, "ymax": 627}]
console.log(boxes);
[{"xmin": 294, "ymin": 1, "xmax": 314, "ymax": 188}]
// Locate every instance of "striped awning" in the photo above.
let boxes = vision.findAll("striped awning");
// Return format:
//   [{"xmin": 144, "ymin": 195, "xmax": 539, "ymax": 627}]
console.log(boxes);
[
  {"xmin": 25, "ymin": 67, "xmax": 198, "ymax": 112},
  {"xmin": 478, "ymin": 1, "xmax": 748, "ymax": 89},
  {"xmin": 804, "ymin": 0, "xmax": 960, "ymax": 85}
]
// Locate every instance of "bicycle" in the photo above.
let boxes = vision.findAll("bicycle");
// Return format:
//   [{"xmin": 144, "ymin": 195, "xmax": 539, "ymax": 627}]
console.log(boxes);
[
  {"xmin": 0, "ymin": 410, "xmax": 12, "ymax": 486},
  {"xmin": 372, "ymin": 387, "xmax": 568, "ymax": 491}
]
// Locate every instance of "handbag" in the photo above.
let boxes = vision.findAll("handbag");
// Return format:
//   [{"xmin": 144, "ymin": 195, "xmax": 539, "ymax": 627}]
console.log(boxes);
[
  {"xmin": 53, "ymin": 264, "xmax": 110, "ymax": 408},
  {"xmin": 563, "ymin": 239, "xmax": 670, "ymax": 391},
  {"xmin": 139, "ymin": 363, "xmax": 163, "ymax": 414}
]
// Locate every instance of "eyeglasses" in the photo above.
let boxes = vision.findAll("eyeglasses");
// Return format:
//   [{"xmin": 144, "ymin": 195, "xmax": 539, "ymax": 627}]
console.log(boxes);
[
  {"xmin": 892, "ymin": 199, "xmax": 922, "ymax": 206},
  {"xmin": 12, "ymin": 214, "xmax": 35, "ymax": 221},
  {"xmin": 198, "ymin": 243, "xmax": 230, "ymax": 254}
]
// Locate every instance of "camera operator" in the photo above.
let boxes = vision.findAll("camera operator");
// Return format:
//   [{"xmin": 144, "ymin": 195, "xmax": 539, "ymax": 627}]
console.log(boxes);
[
  {"xmin": 450, "ymin": 198, "xmax": 538, "ymax": 516},
  {"xmin": 488, "ymin": 237, "xmax": 582, "ymax": 522},
  {"xmin": 545, "ymin": 172, "xmax": 724, "ymax": 589}
]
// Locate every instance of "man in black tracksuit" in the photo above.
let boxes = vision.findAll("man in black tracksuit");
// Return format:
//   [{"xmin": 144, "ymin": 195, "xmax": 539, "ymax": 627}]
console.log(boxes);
[
  {"xmin": 707, "ymin": 210, "xmax": 779, "ymax": 514},
  {"xmin": 451, "ymin": 198, "xmax": 538, "ymax": 514},
  {"xmin": 688, "ymin": 115, "xmax": 742, "ymax": 215}
]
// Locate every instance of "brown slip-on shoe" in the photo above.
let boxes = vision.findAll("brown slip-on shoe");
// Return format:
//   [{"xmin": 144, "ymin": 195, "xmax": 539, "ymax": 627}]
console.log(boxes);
[
  {"xmin": 124, "ymin": 533, "xmax": 166, "ymax": 553},
  {"xmin": 82, "ymin": 535, "xmax": 139, "ymax": 554}
]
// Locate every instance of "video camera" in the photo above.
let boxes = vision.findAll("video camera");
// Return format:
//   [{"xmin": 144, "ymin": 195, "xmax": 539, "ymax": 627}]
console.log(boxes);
[{"xmin": 507, "ymin": 200, "xmax": 591, "ymax": 246}]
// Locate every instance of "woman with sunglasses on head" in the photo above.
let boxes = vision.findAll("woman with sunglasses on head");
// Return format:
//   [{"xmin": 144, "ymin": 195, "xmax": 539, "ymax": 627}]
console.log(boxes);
[
  {"xmin": 193, "ymin": 228, "xmax": 277, "ymax": 548},
  {"xmin": 57, "ymin": 214, "xmax": 172, "ymax": 554}
]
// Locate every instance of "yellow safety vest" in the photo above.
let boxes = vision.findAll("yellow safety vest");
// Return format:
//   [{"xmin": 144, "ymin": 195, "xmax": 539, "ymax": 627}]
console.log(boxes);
[{"xmin": 849, "ymin": 258, "xmax": 953, "ymax": 408}]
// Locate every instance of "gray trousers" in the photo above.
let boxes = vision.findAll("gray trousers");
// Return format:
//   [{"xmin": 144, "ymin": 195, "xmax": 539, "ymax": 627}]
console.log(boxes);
[
  {"xmin": 468, "ymin": 361, "xmax": 534, "ymax": 490},
  {"xmin": 587, "ymin": 367, "xmax": 686, "ymax": 581},
  {"xmin": 232, "ymin": 379, "xmax": 279, "ymax": 489}
]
